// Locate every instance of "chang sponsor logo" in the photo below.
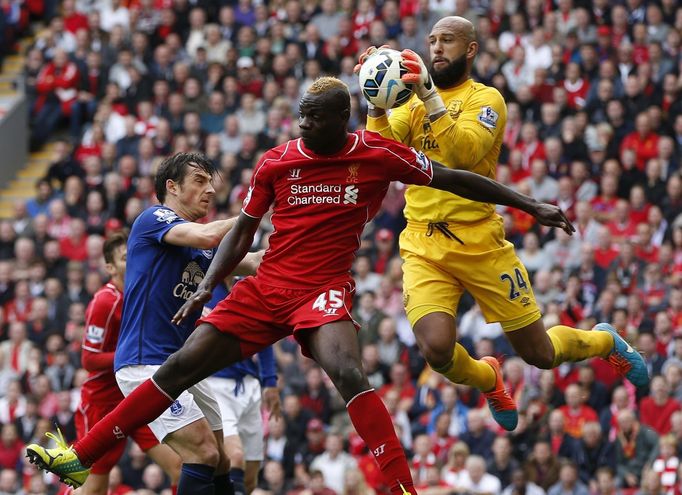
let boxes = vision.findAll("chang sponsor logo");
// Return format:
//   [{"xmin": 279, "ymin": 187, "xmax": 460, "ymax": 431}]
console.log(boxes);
[{"xmin": 173, "ymin": 261, "xmax": 205, "ymax": 300}]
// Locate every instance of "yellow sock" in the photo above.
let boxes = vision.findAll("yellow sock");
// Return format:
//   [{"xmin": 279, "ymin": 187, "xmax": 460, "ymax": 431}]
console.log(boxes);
[
  {"xmin": 546, "ymin": 325, "xmax": 614, "ymax": 368},
  {"xmin": 432, "ymin": 343, "xmax": 496, "ymax": 392}
]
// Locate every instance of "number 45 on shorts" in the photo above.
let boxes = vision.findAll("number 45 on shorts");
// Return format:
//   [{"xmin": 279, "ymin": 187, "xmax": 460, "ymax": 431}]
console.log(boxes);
[{"xmin": 312, "ymin": 290, "xmax": 344, "ymax": 316}]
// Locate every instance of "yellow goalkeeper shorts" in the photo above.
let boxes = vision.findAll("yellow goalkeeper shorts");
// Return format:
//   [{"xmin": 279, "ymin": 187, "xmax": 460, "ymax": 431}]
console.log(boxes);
[{"xmin": 400, "ymin": 214, "xmax": 542, "ymax": 332}]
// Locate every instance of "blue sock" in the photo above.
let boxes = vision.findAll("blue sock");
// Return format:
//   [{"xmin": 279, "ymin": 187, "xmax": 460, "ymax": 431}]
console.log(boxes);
[
  {"xmin": 214, "ymin": 473, "xmax": 235, "ymax": 495},
  {"xmin": 178, "ymin": 463, "xmax": 215, "ymax": 495},
  {"xmin": 229, "ymin": 468, "xmax": 245, "ymax": 495}
]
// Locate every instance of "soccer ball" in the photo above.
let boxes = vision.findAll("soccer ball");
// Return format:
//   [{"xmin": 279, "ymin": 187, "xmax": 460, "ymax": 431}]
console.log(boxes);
[{"xmin": 358, "ymin": 48, "xmax": 415, "ymax": 110}]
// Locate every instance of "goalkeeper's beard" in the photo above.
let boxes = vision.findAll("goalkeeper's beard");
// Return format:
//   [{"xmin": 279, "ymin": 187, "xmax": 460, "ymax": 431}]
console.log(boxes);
[{"xmin": 430, "ymin": 53, "xmax": 468, "ymax": 89}]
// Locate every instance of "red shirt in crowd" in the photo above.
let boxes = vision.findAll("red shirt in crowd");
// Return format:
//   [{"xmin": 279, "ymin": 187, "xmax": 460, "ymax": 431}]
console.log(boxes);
[
  {"xmin": 620, "ymin": 131, "xmax": 660, "ymax": 171},
  {"xmin": 640, "ymin": 397, "xmax": 681, "ymax": 435},
  {"xmin": 594, "ymin": 245, "xmax": 620, "ymax": 269},
  {"xmin": 558, "ymin": 404, "xmax": 599, "ymax": 438}
]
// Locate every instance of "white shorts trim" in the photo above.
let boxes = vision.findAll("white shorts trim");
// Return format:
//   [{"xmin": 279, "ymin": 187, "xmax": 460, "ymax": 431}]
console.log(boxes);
[
  {"xmin": 116, "ymin": 365, "xmax": 223, "ymax": 442},
  {"xmin": 206, "ymin": 375, "xmax": 264, "ymax": 461}
]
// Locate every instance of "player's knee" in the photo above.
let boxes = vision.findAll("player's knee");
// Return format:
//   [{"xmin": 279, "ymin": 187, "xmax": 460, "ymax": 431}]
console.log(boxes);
[
  {"xmin": 413, "ymin": 327, "xmax": 454, "ymax": 369},
  {"xmin": 193, "ymin": 442, "xmax": 221, "ymax": 467},
  {"xmin": 519, "ymin": 348, "xmax": 553, "ymax": 369},
  {"xmin": 228, "ymin": 446, "xmax": 245, "ymax": 468},
  {"xmin": 333, "ymin": 366, "xmax": 368, "ymax": 397},
  {"xmin": 420, "ymin": 343, "xmax": 453, "ymax": 370}
]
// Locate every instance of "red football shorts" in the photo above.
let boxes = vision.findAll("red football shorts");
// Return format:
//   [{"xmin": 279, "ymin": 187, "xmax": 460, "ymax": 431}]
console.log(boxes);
[
  {"xmin": 198, "ymin": 276, "xmax": 359, "ymax": 359},
  {"xmin": 75, "ymin": 401, "xmax": 159, "ymax": 474}
]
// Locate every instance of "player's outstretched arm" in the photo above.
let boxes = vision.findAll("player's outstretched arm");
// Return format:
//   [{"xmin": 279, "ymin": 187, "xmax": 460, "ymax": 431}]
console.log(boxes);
[
  {"xmin": 172, "ymin": 212, "xmax": 260, "ymax": 325},
  {"xmin": 163, "ymin": 216, "xmax": 238, "ymax": 250},
  {"xmin": 429, "ymin": 163, "xmax": 575, "ymax": 235}
]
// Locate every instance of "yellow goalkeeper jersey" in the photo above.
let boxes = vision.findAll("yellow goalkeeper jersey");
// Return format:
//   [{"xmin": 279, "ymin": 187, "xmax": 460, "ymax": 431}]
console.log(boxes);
[{"xmin": 366, "ymin": 78, "xmax": 507, "ymax": 224}]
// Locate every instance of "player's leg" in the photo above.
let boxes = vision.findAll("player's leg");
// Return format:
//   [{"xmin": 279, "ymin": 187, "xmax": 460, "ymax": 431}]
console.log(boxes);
[
  {"xmin": 244, "ymin": 461, "xmax": 260, "ymax": 494},
  {"xmin": 238, "ymin": 378, "xmax": 266, "ymax": 495},
  {"xmin": 304, "ymin": 321, "xmax": 416, "ymax": 495},
  {"xmin": 207, "ymin": 376, "xmax": 247, "ymax": 495},
  {"xmin": 212, "ymin": 429, "xmax": 234, "ymax": 495},
  {"xmin": 461, "ymin": 221, "xmax": 646, "ymax": 388},
  {"xmin": 26, "ymin": 279, "xmax": 281, "ymax": 486},
  {"xmin": 400, "ymin": 237, "xmax": 497, "ymax": 393},
  {"xmin": 78, "ymin": 474, "xmax": 110, "ymax": 495},
  {"xmin": 120, "ymin": 364, "xmax": 227, "ymax": 495},
  {"xmin": 25, "ymin": 323, "xmax": 244, "ymax": 486},
  {"xmin": 73, "ymin": 404, "xmax": 126, "ymax": 494},
  {"xmin": 505, "ymin": 313, "xmax": 649, "ymax": 387},
  {"xmin": 188, "ymin": 377, "xmax": 234, "ymax": 495}
]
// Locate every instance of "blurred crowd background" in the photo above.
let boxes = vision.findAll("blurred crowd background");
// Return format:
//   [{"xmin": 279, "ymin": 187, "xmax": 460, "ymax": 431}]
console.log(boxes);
[{"xmin": 2, "ymin": 0, "xmax": 682, "ymax": 494}]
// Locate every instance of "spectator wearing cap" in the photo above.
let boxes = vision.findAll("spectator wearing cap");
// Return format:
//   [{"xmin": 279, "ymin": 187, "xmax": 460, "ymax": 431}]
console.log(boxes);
[
  {"xmin": 236, "ymin": 56, "xmax": 264, "ymax": 97},
  {"xmin": 283, "ymin": 418, "xmax": 326, "ymax": 480},
  {"xmin": 371, "ymin": 228, "xmax": 395, "ymax": 275}
]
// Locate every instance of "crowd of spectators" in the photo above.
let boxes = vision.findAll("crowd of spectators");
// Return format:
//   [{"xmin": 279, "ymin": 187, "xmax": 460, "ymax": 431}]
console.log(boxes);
[{"xmin": 2, "ymin": 0, "xmax": 682, "ymax": 494}]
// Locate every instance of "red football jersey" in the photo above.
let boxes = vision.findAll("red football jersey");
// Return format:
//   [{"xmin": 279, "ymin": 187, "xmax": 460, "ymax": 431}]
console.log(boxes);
[
  {"xmin": 243, "ymin": 130, "xmax": 433, "ymax": 288},
  {"xmin": 80, "ymin": 283, "xmax": 124, "ymax": 404}
]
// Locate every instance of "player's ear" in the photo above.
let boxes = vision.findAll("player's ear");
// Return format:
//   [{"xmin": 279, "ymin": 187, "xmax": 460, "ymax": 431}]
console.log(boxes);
[
  {"xmin": 340, "ymin": 108, "xmax": 350, "ymax": 122},
  {"xmin": 104, "ymin": 262, "xmax": 116, "ymax": 278},
  {"xmin": 165, "ymin": 178, "xmax": 177, "ymax": 196},
  {"xmin": 467, "ymin": 40, "xmax": 478, "ymax": 59}
]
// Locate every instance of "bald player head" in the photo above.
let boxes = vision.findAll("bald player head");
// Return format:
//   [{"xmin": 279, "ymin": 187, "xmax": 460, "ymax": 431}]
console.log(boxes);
[{"xmin": 428, "ymin": 16, "xmax": 478, "ymax": 89}]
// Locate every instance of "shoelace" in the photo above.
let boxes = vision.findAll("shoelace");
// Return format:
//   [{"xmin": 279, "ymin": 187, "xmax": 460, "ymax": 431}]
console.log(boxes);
[
  {"xmin": 485, "ymin": 387, "xmax": 511, "ymax": 409},
  {"xmin": 399, "ymin": 482, "xmax": 411, "ymax": 495},
  {"xmin": 45, "ymin": 428, "xmax": 70, "ymax": 450},
  {"xmin": 607, "ymin": 354, "xmax": 633, "ymax": 376}
]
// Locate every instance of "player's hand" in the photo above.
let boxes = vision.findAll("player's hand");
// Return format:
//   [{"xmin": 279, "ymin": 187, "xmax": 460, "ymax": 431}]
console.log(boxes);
[
  {"xmin": 531, "ymin": 203, "xmax": 575, "ymax": 236},
  {"xmin": 262, "ymin": 386, "xmax": 282, "ymax": 420},
  {"xmin": 172, "ymin": 288, "xmax": 213, "ymax": 325},
  {"xmin": 353, "ymin": 44, "xmax": 389, "ymax": 74},
  {"xmin": 400, "ymin": 49, "xmax": 437, "ymax": 102}
]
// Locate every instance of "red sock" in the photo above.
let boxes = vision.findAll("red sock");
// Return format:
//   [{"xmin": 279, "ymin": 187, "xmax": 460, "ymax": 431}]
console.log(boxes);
[
  {"xmin": 171, "ymin": 486, "xmax": 177, "ymax": 495},
  {"xmin": 73, "ymin": 379, "xmax": 173, "ymax": 466},
  {"xmin": 346, "ymin": 389, "xmax": 416, "ymax": 495}
]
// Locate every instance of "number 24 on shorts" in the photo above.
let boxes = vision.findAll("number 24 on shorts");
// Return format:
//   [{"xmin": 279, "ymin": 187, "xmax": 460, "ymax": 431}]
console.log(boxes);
[
  {"xmin": 500, "ymin": 268, "xmax": 529, "ymax": 300},
  {"xmin": 312, "ymin": 290, "xmax": 344, "ymax": 316}
]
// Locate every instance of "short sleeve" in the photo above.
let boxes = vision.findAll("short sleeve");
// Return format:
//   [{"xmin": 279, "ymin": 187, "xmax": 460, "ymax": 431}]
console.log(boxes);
[
  {"xmin": 378, "ymin": 136, "xmax": 433, "ymax": 186},
  {"xmin": 139, "ymin": 207, "xmax": 188, "ymax": 244},
  {"xmin": 242, "ymin": 153, "xmax": 275, "ymax": 219}
]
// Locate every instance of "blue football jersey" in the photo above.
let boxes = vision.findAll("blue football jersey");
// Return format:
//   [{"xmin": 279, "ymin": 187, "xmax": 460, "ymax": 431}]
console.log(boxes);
[{"xmin": 115, "ymin": 205, "xmax": 214, "ymax": 371}]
